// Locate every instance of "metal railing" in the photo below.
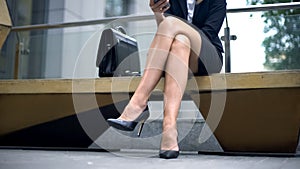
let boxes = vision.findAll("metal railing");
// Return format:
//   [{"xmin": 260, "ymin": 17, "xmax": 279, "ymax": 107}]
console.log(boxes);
[
  {"xmin": 9, "ymin": 2, "xmax": 300, "ymax": 75},
  {"xmin": 11, "ymin": 2, "xmax": 300, "ymax": 32}
]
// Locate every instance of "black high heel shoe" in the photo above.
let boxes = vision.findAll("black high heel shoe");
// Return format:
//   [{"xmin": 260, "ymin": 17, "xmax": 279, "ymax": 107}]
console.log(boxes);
[
  {"xmin": 159, "ymin": 135, "xmax": 179, "ymax": 159},
  {"xmin": 107, "ymin": 107, "xmax": 150, "ymax": 137},
  {"xmin": 159, "ymin": 150, "xmax": 179, "ymax": 159}
]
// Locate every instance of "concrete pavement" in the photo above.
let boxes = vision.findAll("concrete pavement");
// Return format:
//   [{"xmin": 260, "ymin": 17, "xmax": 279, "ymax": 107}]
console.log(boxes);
[{"xmin": 0, "ymin": 149, "xmax": 299, "ymax": 169}]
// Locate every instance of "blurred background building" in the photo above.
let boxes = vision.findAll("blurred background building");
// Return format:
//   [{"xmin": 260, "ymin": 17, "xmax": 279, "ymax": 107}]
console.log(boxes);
[
  {"xmin": 1, "ymin": 0, "xmax": 299, "ymax": 79},
  {"xmin": 1, "ymin": 0, "xmax": 154, "ymax": 79}
]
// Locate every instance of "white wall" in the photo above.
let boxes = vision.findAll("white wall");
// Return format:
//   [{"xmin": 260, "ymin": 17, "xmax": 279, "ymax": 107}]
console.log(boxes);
[
  {"xmin": 60, "ymin": 0, "xmax": 156, "ymax": 79},
  {"xmin": 45, "ymin": 0, "xmax": 64, "ymax": 78},
  {"xmin": 61, "ymin": 0, "xmax": 106, "ymax": 78}
]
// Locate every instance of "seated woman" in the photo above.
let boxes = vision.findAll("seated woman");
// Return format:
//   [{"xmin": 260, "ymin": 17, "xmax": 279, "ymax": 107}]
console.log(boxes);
[{"xmin": 107, "ymin": 0, "xmax": 226, "ymax": 159}]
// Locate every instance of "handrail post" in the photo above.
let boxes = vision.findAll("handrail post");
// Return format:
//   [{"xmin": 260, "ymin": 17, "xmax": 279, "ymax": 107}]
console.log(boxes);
[
  {"xmin": 224, "ymin": 26, "xmax": 231, "ymax": 73},
  {"xmin": 13, "ymin": 42, "xmax": 21, "ymax": 79},
  {"xmin": 222, "ymin": 16, "xmax": 237, "ymax": 73}
]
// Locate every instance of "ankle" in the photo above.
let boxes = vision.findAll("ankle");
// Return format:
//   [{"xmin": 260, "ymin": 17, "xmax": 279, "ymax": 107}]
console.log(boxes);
[
  {"xmin": 162, "ymin": 119, "xmax": 177, "ymax": 131},
  {"xmin": 162, "ymin": 124, "xmax": 177, "ymax": 136},
  {"xmin": 160, "ymin": 127, "xmax": 179, "ymax": 151},
  {"xmin": 119, "ymin": 101, "xmax": 147, "ymax": 121},
  {"xmin": 128, "ymin": 99, "xmax": 147, "ymax": 112},
  {"xmin": 130, "ymin": 92, "xmax": 149, "ymax": 108}
]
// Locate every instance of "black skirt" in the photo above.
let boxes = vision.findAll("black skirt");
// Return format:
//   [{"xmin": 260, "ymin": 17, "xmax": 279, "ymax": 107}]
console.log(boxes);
[{"xmin": 196, "ymin": 29, "xmax": 223, "ymax": 76}]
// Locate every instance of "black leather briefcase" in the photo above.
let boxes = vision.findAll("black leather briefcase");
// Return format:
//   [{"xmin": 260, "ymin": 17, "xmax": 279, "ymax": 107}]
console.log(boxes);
[{"xmin": 96, "ymin": 27, "xmax": 141, "ymax": 77}]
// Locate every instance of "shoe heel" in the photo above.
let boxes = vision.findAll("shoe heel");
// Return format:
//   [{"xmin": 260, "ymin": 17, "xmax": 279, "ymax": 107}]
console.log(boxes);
[
  {"xmin": 137, "ymin": 120, "xmax": 146, "ymax": 137},
  {"xmin": 107, "ymin": 107, "xmax": 150, "ymax": 134}
]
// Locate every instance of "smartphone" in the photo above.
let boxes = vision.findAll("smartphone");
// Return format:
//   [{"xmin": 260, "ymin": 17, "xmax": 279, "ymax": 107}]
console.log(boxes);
[{"xmin": 154, "ymin": 0, "xmax": 170, "ymax": 9}]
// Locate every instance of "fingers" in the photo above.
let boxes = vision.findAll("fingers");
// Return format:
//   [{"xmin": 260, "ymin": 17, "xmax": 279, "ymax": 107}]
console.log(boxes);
[{"xmin": 150, "ymin": 0, "xmax": 170, "ymax": 13}]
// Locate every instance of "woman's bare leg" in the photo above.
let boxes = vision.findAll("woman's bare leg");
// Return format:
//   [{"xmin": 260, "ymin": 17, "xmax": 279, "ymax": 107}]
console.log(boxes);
[
  {"xmin": 118, "ymin": 33, "xmax": 174, "ymax": 121},
  {"xmin": 118, "ymin": 17, "xmax": 202, "ymax": 132},
  {"xmin": 160, "ymin": 34, "xmax": 192, "ymax": 151}
]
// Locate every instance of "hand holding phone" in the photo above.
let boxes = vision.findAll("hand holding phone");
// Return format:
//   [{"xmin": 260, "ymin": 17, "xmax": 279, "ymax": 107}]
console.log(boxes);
[{"xmin": 153, "ymin": 0, "xmax": 170, "ymax": 10}]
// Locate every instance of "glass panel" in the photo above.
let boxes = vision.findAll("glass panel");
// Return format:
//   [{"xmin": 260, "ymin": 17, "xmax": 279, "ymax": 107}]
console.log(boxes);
[
  {"xmin": 223, "ymin": 10, "xmax": 300, "ymax": 73},
  {"xmin": 7, "ymin": 0, "xmax": 49, "ymax": 26},
  {"xmin": 2, "ymin": 1, "xmax": 300, "ymax": 79},
  {"xmin": 0, "ymin": 18, "xmax": 158, "ymax": 79},
  {"xmin": 6, "ymin": 0, "xmax": 144, "ymax": 25},
  {"xmin": 0, "ymin": 32, "xmax": 18, "ymax": 79},
  {"xmin": 68, "ymin": 19, "xmax": 157, "ymax": 79}
]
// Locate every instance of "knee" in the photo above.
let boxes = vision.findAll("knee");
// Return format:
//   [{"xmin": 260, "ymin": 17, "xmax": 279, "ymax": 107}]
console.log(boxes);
[
  {"xmin": 158, "ymin": 16, "xmax": 179, "ymax": 33},
  {"xmin": 171, "ymin": 34, "xmax": 191, "ymax": 54}
]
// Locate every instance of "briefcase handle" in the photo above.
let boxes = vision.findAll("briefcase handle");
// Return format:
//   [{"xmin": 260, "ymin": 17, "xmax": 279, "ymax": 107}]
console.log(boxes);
[{"xmin": 114, "ymin": 26, "xmax": 127, "ymax": 35}]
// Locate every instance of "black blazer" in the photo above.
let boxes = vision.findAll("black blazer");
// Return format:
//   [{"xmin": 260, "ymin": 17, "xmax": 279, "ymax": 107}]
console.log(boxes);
[{"xmin": 165, "ymin": 0, "xmax": 227, "ymax": 53}]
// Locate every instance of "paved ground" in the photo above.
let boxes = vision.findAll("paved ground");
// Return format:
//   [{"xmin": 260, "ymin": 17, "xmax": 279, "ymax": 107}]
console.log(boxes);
[{"xmin": 0, "ymin": 149, "xmax": 299, "ymax": 169}]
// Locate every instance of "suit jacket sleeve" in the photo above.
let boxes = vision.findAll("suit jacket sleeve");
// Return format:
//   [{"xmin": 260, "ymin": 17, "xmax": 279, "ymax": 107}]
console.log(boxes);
[{"xmin": 201, "ymin": 0, "xmax": 227, "ymax": 47}]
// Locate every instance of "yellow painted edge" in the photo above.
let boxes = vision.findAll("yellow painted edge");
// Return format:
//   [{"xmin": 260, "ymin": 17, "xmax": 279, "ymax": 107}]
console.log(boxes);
[{"xmin": 0, "ymin": 71, "xmax": 300, "ymax": 94}]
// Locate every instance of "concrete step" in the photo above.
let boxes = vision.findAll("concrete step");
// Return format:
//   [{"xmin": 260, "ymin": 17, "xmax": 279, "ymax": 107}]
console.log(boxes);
[{"xmin": 90, "ymin": 101, "xmax": 223, "ymax": 152}]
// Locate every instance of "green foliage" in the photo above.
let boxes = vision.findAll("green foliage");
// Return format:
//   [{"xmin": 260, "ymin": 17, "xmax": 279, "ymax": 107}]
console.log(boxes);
[{"xmin": 247, "ymin": 0, "xmax": 300, "ymax": 70}]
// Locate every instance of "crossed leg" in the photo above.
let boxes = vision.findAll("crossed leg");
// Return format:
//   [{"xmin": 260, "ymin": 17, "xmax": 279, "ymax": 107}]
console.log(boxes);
[
  {"xmin": 160, "ymin": 34, "xmax": 192, "ymax": 151},
  {"xmin": 118, "ymin": 16, "xmax": 202, "ymax": 151}
]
